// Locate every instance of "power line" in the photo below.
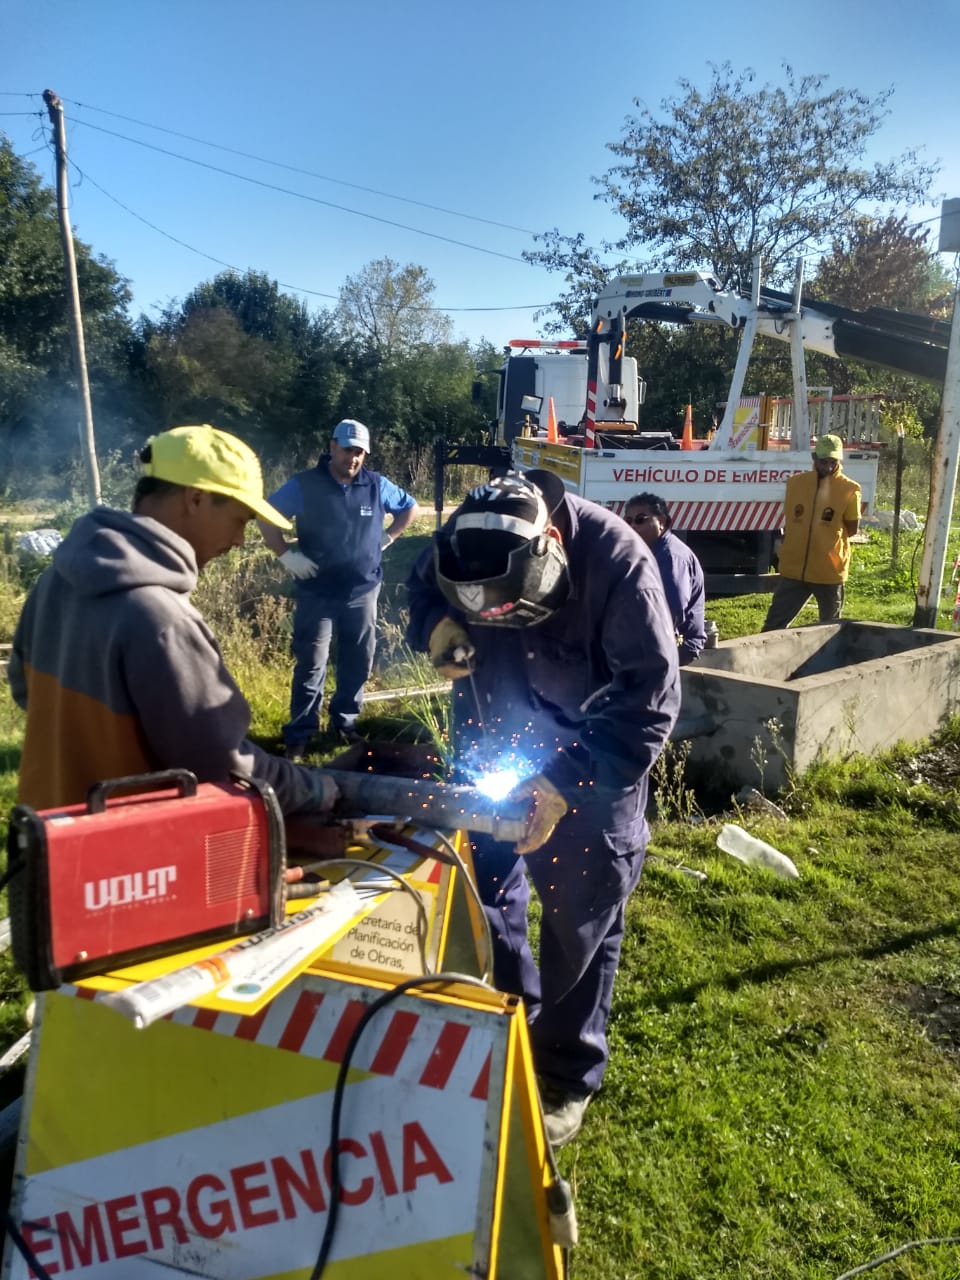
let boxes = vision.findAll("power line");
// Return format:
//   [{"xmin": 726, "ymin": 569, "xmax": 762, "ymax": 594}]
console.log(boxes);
[
  {"xmin": 68, "ymin": 157, "xmax": 554, "ymax": 315},
  {"xmin": 64, "ymin": 97, "xmax": 537, "ymax": 238},
  {"xmin": 69, "ymin": 158, "xmax": 337, "ymax": 298},
  {"xmin": 73, "ymin": 119, "xmax": 532, "ymax": 265}
]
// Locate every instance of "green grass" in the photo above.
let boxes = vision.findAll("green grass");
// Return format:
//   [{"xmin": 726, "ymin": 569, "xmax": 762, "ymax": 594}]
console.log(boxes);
[{"xmin": 570, "ymin": 767, "xmax": 960, "ymax": 1280}]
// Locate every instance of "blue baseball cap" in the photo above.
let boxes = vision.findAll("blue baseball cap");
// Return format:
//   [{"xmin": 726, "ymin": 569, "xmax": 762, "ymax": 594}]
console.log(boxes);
[{"xmin": 332, "ymin": 419, "xmax": 371, "ymax": 451}]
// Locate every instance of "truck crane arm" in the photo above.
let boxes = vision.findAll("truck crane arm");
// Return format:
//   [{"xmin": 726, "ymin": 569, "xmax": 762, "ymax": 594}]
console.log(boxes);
[
  {"xmin": 591, "ymin": 271, "xmax": 949, "ymax": 385},
  {"xmin": 585, "ymin": 269, "xmax": 949, "ymax": 450}
]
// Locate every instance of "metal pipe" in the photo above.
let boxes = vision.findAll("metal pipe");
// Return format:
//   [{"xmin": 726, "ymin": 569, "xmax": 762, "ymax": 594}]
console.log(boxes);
[
  {"xmin": 322, "ymin": 771, "xmax": 530, "ymax": 843},
  {"xmin": 914, "ymin": 266, "xmax": 960, "ymax": 628},
  {"xmin": 892, "ymin": 426, "xmax": 905, "ymax": 566}
]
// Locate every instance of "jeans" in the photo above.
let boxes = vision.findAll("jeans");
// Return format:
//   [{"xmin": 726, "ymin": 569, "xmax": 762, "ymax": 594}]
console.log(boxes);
[{"xmin": 283, "ymin": 587, "xmax": 379, "ymax": 746}]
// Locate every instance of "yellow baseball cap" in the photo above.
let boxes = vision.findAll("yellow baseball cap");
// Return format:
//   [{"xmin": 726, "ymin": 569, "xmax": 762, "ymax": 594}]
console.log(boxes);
[{"xmin": 142, "ymin": 425, "xmax": 291, "ymax": 529}]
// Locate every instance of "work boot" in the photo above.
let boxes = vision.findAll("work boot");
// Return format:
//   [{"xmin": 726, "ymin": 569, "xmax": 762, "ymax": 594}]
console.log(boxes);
[
  {"xmin": 285, "ymin": 744, "xmax": 307, "ymax": 763},
  {"xmin": 538, "ymin": 1081, "xmax": 592, "ymax": 1149}
]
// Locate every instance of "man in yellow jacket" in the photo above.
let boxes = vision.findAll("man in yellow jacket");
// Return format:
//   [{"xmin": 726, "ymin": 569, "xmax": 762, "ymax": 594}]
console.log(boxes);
[{"xmin": 762, "ymin": 433, "xmax": 861, "ymax": 631}]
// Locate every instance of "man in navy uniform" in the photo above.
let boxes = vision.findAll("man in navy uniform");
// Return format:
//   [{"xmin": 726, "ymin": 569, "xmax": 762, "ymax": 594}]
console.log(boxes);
[{"xmin": 406, "ymin": 471, "xmax": 679, "ymax": 1146}]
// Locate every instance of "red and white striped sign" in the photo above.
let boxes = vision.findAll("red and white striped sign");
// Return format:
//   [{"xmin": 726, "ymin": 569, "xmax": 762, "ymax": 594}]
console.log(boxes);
[
  {"xmin": 70, "ymin": 980, "xmax": 492, "ymax": 1099},
  {"xmin": 668, "ymin": 500, "xmax": 783, "ymax": 532}
]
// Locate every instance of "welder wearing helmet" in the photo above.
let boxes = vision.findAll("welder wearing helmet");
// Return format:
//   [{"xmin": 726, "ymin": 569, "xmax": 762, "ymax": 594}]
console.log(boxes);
[{"xmin": 406, "ymin": 471, "xmax": 680, "ymax": 1147}]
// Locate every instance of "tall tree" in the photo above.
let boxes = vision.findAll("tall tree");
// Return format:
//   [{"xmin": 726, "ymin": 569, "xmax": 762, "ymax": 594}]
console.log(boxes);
[
  {"xmin": 0, "ymin": 135, "xmax": 133, "ymax": 494},
  {"xmin": 336, "ymin": 258, "xmax": 452, "ymax": 355},
  {"xmin": 810, "ymin": 215, "xmax": 951, "ymax": 315},
  {"xmin": 139, "ymin": 269, "xmax": 348, "ymax": 456},
  {"xmin": 528, "ymin": 63, "xmax": 938, "ymax": 326},
  {"xmin": 802, "ymin": 215, "xmax": 951, "ymax": 429}
]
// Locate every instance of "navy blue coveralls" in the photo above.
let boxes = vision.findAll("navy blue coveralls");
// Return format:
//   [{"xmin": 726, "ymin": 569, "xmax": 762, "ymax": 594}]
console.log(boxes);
[
  {"xmin": 270, "ymin": 458, "xmax": 415, "ymax": 743},
  {"xmin": 406, "ymin": 493, "xmax": 680, "ymax": 1096},
  {"xmin": 650, "ymin": 529, "xmax": 707, "ymax": 667}
]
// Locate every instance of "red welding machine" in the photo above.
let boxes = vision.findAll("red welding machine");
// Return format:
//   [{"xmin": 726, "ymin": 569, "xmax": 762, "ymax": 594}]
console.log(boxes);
[{"xmin": 8, "ymin": 770, "xmax": 287, "ymax": 991}]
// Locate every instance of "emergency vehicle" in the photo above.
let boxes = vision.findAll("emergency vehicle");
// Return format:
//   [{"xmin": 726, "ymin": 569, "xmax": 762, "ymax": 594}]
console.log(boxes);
[{"xmin": 496, "ymin": 267, "xmax": 950, "ymax": 592}]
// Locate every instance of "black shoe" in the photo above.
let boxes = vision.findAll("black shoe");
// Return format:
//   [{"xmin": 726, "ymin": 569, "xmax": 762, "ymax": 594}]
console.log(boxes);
[
  {"xmin": 539, "ymin": 1081, "xmax": 592, "ymax": 1149},
  {"xmin": 333, "ymin": 726, "xmax": 364, "ymax": 745},
  {"xmin": 285, "ymin": 744, "xmax": 307, "ymax": 763}
]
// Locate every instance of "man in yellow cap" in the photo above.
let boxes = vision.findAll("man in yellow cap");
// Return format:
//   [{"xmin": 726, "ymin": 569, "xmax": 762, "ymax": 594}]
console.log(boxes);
[
  {"xmin": 762, "ymin": 433, "xmax": 862, "ymax": 631},
  {"xmin": 9, "ymin": 425, "xmax": 340, "ymax": 815}
]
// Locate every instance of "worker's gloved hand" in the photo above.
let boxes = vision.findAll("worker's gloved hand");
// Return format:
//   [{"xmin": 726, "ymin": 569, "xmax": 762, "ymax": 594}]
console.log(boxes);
[
  {"xmin": 303, "ymin": 769, "xmax": 340, "ymax": 812},
  {"xmin": 280, "ymin": 549, "xmax": 319, "ymax": 580},
  {"xmin": 428, "ymin": 617, "xmax": 476, "ymax": 680},
  {"xmin": 509, "ymin": 774, "xmax": 569, "ymax": 855}
]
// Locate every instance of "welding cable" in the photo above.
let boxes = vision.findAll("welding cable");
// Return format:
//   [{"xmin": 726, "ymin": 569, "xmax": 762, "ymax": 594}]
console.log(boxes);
[
  {"xmin": 368, "ymin": 824, "xmax": 496, "ymax": 986},
  {"xmin": 0, "ymin": 860, "xmax": 23, "ymax": 895},
  {"xmin": 4, "ymin": 1210, "xmax": 54, "ymax": 1280},
  {"xmin": 309, "ymin": 971, "xmax": 495, "ymax": 1280},
  {"xmin": 293, "ymin": 857, "xmax": 431, "ymax": 974}
]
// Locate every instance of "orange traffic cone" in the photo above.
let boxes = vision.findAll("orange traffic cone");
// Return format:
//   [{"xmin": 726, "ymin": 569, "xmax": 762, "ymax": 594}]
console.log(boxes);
[
  {"xmin": 680, "ymin": 403, "xmax": 695, "ymax": 451},
  {"xmin": 546, "ymin": 396, "xmax": 559, "ymax": 444}
]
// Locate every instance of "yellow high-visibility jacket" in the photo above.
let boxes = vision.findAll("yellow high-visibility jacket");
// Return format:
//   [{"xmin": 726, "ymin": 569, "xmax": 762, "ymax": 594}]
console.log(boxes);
[{"xmin": 777, "ymin": 466, "xmax": 861, "ymax": 585}]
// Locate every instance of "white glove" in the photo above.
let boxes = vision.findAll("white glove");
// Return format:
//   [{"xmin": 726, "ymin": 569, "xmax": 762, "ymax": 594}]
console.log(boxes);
[{"xmin": 280, "ymin": 549, "xmax": 319, "ymax": 580}]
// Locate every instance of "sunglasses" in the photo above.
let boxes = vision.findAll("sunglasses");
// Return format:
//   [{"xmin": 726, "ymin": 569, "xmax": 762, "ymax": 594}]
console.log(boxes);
[{"xmin": 624, "ymin": 513, "xmax": 656, "ymax": 526}]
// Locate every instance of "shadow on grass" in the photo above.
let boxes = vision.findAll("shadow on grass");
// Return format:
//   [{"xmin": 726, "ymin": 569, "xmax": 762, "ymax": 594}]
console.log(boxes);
[{"xmin": 652, "ymin": 917, "xmax": 960, "ymax": 1010}]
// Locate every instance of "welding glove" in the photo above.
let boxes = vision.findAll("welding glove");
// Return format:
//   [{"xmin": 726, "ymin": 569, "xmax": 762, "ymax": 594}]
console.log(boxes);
[
  {"xmin": 428, "ymin": 617, "xmax": 476, "ymax": 680},
  {"xmin": 280, "ymin": 549, "xmax": 320, "ymax": 580},
  {"xmin": 304, "ymin": 769, "xmax": 340, "ymax": 812},
  {"xmin": 509, "ymin": 774, "xmax": 569, "ymax": 855}
]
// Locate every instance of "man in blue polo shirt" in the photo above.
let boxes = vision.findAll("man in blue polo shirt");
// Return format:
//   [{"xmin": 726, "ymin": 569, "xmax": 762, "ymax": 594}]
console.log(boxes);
[{"xmin": 259, "ymin": 419, "xmax": 419, "ymax": 759}]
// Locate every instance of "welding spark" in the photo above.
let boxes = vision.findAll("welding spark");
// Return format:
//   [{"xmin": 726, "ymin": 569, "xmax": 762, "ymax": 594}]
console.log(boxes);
[{"xmin": 472, "ymin": 767, "xmax": 524, "ymax": 801}]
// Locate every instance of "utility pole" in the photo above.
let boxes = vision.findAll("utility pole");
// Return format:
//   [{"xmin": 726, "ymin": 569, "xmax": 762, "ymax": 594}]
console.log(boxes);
[
  {"xmin": 43, "ymin": 89, "xmax": 102, "ymax": 507},
  {"xmin": 913, "ymin": 199, "xmax": 960, "ymax": 628}
]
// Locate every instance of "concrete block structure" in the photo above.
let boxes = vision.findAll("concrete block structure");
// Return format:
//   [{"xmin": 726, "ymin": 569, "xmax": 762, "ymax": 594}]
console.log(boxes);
[{"xmin": 679, "ymin": 622, "xmax": 960, "ymax": 793}]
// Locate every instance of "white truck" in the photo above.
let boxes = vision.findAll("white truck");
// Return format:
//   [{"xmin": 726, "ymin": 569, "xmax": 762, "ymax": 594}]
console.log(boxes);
[{"xmin": 495, "ymin": 267, "xmax": 949, "ymax": 591}]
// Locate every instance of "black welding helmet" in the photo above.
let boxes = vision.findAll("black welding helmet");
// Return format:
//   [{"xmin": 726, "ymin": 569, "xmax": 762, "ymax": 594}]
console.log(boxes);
[{"xmin": 434, "ymin": 474, "xmax": 570, "ymax": 627}]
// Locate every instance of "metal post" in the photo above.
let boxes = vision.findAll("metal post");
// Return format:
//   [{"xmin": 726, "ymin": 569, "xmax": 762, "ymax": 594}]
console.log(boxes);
[
  {"xmin": 891, "ymin": 426, "xmax": 905, "ymax": 566},
  {"xmin": 913, "ymin": 269, "xmax": 960, "ymax": 628},
  {"xmin": 788, "ymin": 259, "xmax": 811, "ymax": 450},
  {"xmin": 434, "ymin": 438, "xmax": 445, "ymax": 531},
  {"xmin": 710, "ymin": 254, "xmax": 762, "ymax": 451},
  {"xmin": 43, "ymin": 89, "xmax": 101, "ymax": 507}
]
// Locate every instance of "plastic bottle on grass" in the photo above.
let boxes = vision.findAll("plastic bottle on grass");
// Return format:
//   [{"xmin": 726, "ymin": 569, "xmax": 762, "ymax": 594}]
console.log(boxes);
[{"xmin": 717, "ymin": 823, "xmax": 800, "ymax": 880}]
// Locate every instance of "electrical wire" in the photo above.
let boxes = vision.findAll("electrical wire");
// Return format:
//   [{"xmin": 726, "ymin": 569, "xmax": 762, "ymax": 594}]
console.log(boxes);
[
  {"xmin": 63, "ymin": 97, "xmax": 537, "ymax": 237},
  {"xmin": 73, "ymin": 119, "xmax": 531, "ymax": 265},
  {"xmin": 66, "ymin": 157, "xmax": 338, "ymax": 298},
  {"xmin": 65, "ymin": 156, "xmax": 552, "ymax": 315},
  {"xmin": 833, "ymin": 1236, "xmax": 960, "ymax": 1279},
  {"xmin": 401, "ymin": 825, "xmax": 496, "ymax": 985},
  {"xmin": 308, "ymin": 970, "xmax": 493, "ymax": 1279},
  {"xmin": 293, "ymin": 856, "xmax": 431, "ymax": 973},
  {"xmin": 4, "ymin": 1211, "xmax": 54, "ymax": 1280}
]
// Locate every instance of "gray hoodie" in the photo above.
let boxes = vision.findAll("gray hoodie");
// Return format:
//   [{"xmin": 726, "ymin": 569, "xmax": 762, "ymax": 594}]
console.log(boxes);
[{"xmin": 10, "ymin": 507, "xmax": 333, "ymax": 814}]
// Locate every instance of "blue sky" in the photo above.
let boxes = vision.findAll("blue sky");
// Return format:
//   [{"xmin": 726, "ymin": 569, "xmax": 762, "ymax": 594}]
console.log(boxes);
[{"xmin": 5, "ymin": 0, "xmax": 958, "ymax": 349}]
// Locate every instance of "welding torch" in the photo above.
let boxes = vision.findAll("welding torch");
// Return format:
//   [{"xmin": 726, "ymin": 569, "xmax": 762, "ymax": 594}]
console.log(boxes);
[{"xmin": 284, "ymin": 772, "xmax": 531, "ymax": 880}]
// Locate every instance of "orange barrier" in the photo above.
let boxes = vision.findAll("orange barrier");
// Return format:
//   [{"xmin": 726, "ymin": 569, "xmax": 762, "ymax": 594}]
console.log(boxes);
[
  {"xmin": 546, "ymin": 396, "xmax": 559, "ymax": 444},
  {"xmin": 680, "ymin": 403, "xmax": 695, "ymax": 451}
]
